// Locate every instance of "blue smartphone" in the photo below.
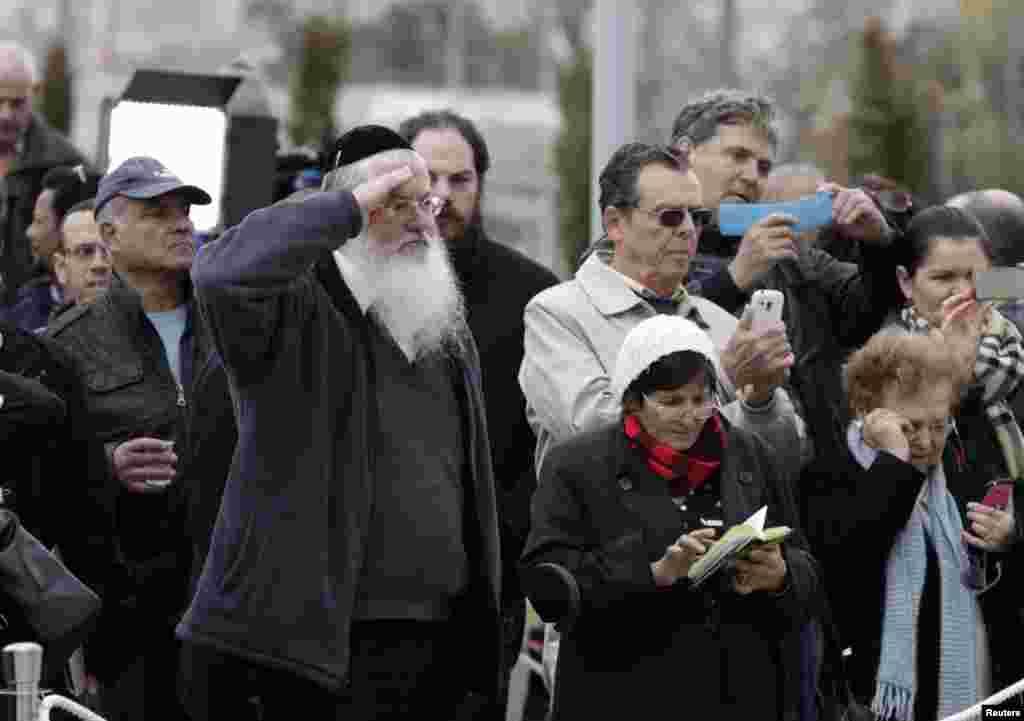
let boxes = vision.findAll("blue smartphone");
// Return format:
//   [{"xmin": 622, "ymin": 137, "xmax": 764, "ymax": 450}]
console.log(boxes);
[{"xmin": 718, "ymin": 192, "xmax": 834, "ymax": 237}]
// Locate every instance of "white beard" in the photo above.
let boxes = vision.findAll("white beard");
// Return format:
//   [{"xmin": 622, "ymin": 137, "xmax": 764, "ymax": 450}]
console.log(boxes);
[{"xmin": 342, "ymin": 233, "xmax": 466, "ymax": 361}]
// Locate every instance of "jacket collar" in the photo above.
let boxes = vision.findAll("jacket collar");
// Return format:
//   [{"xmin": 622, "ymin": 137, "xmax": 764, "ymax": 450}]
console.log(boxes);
[
  {"xmin": 11, "ymin": 114, "xmax": 84, "ymax": 175},
  {"xmin": 575, "ymin": 251, "xmax": 649, "ymax": 317},
  {"xmin": 103, "ymin": 273, "xmax": 193, "ymax": 324}
]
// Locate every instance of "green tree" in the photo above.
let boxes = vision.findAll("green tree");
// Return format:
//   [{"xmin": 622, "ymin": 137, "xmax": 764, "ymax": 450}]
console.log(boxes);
[
  {"xmin": 934, "ymin": 0, "xmax": 1024, "ymax": 196},
  {"xmin": 288, "ymin": 15, "xmax": 352, "ymax": 149},
  {"xmin": 554, "ymin": 46, "xmax": 592, "ymax": 272},
  {"xmin": 40, "ymin": 43, "xmax": 72, "ymax": 135},
  {"xmin": 847, "ymin": 17, "xmax": 930, "ymax": 194}
]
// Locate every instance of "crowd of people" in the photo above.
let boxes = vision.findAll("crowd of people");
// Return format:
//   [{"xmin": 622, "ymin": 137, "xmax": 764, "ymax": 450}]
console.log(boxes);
[{"xmin": 2, "ymin": 36, "xmax": 1024, "ymax": 721}]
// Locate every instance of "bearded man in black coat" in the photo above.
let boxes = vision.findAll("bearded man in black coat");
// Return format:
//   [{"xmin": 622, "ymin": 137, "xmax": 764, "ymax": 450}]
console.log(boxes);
[{"xmin": 399, "ymin": 110, "xmax": 560, "ymax": 718}]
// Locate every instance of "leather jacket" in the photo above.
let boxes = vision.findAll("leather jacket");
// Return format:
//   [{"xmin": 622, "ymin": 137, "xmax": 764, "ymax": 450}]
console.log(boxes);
[
  {"xmin": 0, "ymin": 322, "xmax": 112, "ymax": 594},
  {"xmin": 46, "ymin": 277, "xmax": 212, "ymax": 450},
  {"xmin": 46, "ymin": 276, "xmax": 209, "ymax": 676}
]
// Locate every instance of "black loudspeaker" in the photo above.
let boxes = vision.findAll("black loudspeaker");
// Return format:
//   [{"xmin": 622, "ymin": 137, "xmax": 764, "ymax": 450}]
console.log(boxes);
[{"xmin": 222, "ymin": 114, "xmax": 279, "ymax": 228}]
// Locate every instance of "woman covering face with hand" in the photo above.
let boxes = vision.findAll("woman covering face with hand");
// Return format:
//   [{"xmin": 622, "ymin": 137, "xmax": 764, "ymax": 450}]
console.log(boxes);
[
  {"xmin": 801, "ymin": 329, "xmax": 1024, "ymax": 721},
  {"xmin": 520, "ymin": 315, "xmax": 819, "ymax": 721},
  {"xmin": 880, "ymin": 205, "xmax": 1024, "ymax": 710},
  {"xmin": 887, "ymin": 207, "xmax": 1024, "ymax": 527}
]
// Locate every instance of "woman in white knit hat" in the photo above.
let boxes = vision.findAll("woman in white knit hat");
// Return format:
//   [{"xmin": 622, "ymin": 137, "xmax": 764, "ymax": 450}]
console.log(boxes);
[{"xmin": 520, "ymin": 314, "xmax": 819, "ymax": 720}]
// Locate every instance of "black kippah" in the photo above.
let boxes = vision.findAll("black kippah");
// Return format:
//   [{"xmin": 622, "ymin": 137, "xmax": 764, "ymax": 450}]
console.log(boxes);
[{"xmin": 332, "ymin": 125, "xmax": 412, "ymax": 169}]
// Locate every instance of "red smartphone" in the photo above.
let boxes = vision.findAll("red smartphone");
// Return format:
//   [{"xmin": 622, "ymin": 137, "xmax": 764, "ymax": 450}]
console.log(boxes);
[{"xmin": 981, "ymin": 479, "xmax": 1014, "ymax": 511}]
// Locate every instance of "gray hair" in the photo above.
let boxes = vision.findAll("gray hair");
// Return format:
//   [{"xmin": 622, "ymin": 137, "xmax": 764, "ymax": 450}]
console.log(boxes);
[
  {"xmin": 323, "ymin": 148, "xmax": 421, "ymax": 193},
  {"xmin": 669, "ymin": 88, "xmax": 778, "ymax": 149},
  {"xmin": 946, "ymin": 189, "xmax": 1024, "ymax": 266},
  {"xmin": 95, "ymin": 195, "xmax": 127, "ymax": 226},
  {"xmin": 0, "ymin": 42, "xmax": 38, "ymax": 84}
]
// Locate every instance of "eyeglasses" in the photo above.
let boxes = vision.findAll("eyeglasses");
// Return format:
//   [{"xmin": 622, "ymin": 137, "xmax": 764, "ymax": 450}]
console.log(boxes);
[
  {"xmin": 62, "ymin": 242, "xmax": 112, "ymax": 262},
  {"xmin": 388, "ymin": 194, "xmax": 445, "ymax": 218},
  {"xmin": 632, "ymin": 205, "xmax": 713, "ymax": 230},
  {"xmin": 642, "ymin": 393, "xmax": 716, "ymax": 421},
  {"xmin": 904, "ymin": 418, "xmax": 952, "ymax": 441}
]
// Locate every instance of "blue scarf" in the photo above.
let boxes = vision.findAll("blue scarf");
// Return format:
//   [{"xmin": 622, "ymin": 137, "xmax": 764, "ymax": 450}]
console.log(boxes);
[{"xmin": 847, "ymin": 422, "xmax": 980, "ymax": 720}]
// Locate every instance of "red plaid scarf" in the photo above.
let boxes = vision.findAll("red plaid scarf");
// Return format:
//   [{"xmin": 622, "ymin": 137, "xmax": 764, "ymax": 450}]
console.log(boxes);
[{"xmin": 623, "ymin": 413, "xmax": 725, "ymax": 495}]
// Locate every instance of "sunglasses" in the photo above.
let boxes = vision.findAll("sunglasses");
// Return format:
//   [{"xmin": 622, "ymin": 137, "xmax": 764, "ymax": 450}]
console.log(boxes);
[{"xmin": 633, "ymin": 205, "xmax": 713, "ymax": 230}]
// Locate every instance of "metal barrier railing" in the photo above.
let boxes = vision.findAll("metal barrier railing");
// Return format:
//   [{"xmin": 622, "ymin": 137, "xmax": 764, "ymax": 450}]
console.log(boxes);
[
  {"xmin": 36, "ymin": 695, "xmax": 106, "ymax": 721},
  {"xmin": 0, "ymin": 642, "xmax": 107, "ymax": 721},
  {"xmin": 939, "ymin": 677, "xmax": 1024, "ymax": 721}
]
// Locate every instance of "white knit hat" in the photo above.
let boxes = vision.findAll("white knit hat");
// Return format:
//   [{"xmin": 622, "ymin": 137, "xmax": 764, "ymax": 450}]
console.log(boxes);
[{"xmin": 611, "ymin": 315, "xmax": 720, "ymax": 406}]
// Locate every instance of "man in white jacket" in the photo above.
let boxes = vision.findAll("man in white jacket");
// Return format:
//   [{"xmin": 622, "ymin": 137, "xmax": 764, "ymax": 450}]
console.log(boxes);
[{"xmin": 520, "ymin": 141, "xmax": 802, "ymax": 475}]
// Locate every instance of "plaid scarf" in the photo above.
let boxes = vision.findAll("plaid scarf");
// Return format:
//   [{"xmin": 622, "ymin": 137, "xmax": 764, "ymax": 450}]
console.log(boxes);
[
  {"xmin": 623, "ymin": 413, "xmax": 724, "ymax": 495},
  {"xmin": 899, "ymin": 305, "xmax": 1024, "ymax": 480}
]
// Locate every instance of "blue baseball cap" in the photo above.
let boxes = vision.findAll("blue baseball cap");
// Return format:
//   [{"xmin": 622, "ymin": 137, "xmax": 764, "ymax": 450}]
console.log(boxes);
[{"xmin": 95, "ymin": 156, "xmax": 212, "ymax": 218}]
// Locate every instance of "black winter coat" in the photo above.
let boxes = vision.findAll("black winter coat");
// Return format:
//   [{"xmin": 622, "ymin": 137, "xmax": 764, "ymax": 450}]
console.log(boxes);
[
  {"xmin": 0, "ymin": 114, "xmax": 89, "ymax": 306},
  {"xmin": 450, "ymin": 224, "xmax": 559, "ymax": 603},
  {"xmin": 179, "ymin": 225, "xmax": 561, "ymax": 608},
  {"xmin": 0, "ymin": 322, "xmax": 112, "ymax": 593},
  {"xmin": 46, "ymin": 278, "xmax": 212, "ymax": 679},
  {"xmin": 179, "ymin": 189, "xmax": 502, "ymax": 697},
  {"xmin": 943, "ymin": 397, "xmax": 1024, "ymax": 695},
  {"xmin": 801, "ymin": 440, "xmax": 1024, "ymax": 713},
  {"xmin": 522, "ymin": 418, "xmax": 819, "ymax": 721}
]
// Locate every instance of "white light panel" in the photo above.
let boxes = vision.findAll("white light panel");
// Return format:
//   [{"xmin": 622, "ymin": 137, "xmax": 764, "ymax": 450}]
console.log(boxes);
[{"xmin": 106, "ymin": 101, "xmax": 226, "ymax": 232}]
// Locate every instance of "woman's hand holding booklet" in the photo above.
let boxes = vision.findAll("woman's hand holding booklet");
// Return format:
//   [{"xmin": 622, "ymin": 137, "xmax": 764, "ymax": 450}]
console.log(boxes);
[{"xmin": 687, "ymin": 506, "xmax": 791, "ymax": 588}]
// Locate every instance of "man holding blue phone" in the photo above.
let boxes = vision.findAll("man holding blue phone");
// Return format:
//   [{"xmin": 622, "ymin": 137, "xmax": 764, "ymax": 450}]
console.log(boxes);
[{"xmin": 670, "ymin": 88, "xmax": 906, "ymax": 461}]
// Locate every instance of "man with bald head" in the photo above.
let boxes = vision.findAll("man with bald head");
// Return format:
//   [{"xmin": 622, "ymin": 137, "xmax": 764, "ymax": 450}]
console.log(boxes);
[
  {"xmin": 178, "ymin": 126, "xmax": 501, "ymax": 720},
  {"xmin": 947, "ymin": 189, "xmax": 1024, "ymax": 343},
  {"xmin": 0, "ymin": 43, "xmax": 89, "ymax": 306},
  {"xmin": 947, "ymin": 189, "xmax": 1024, "ymax": 267}
]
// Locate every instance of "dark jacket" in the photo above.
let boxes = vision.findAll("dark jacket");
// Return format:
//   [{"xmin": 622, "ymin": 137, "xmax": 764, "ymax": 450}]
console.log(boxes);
[
  {"xmin": 800, "ymin": 440, "xmax": 1024, "ymax": 712},
  {"xmin": 178, "ymin": 190, "xmax": 502, "ymax": 697},
  {"xmin": 178, "ymin": 225, "xmax": 560, "ymax": 608},
  {"xmin": 800, "ymin": 448, "xmax": 926, "ymax": 707},
  {"xmin": 1, "ymin": 114, "xmax": 89, "ymax": 306},
  {"xmin": 689, "ymin": 231, "xmax": 904, "ymax": 459},
  {"xmin": 521, "ymin": 417, "xmax": 819, "ymax": 721},
  {"xmin": 942, "ymin": 396, "xmax": 1024, "ymax": 695},
  {"xmin": 46, "ymin": 277, "xmax": 208, "ymax": 678},
  {"xmin": 180, "ymin": 349, "xmax": 235, "ymax": 600},
  {"xmin": 0, "ymin": 322, "xmax": 112, "ymax": 592},
  {"xmin": 1, "ymin": 272, "xmax": 59, "ymax": 333},
  {"xmin": 451, "ymin": 224, "xmax": 559, "ymax": 603},
  {"xmin": 0, "ymin": 369, "xmax": 65, "ymax": 436}
]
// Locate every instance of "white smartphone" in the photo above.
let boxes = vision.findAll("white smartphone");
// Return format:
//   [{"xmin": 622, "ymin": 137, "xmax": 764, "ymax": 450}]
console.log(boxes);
[{"xmin": 750, "ymin": 289, "xmax": 784, "ymax": 331}]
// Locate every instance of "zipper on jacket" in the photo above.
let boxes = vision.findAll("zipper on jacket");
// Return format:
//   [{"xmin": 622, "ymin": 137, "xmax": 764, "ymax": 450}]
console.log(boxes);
[{"xmin": 176, "ymin": 382, "xmax": 186, "ymax": 408}]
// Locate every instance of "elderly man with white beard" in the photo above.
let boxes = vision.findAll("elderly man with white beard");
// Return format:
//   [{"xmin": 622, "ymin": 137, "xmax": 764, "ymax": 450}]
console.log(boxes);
[{"xmin": 177, "ymin": 126, "xmax": 501, "ymax": 721}]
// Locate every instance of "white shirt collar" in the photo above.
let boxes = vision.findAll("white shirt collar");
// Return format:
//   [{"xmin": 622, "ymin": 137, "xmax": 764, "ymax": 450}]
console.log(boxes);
[
  {"xmin": 333, "ymin": 249, "xmax": 373, "ymax": 314},
  {"xmin": 608, "ymin": 260, "xmax": 647, "ymax": 293}
]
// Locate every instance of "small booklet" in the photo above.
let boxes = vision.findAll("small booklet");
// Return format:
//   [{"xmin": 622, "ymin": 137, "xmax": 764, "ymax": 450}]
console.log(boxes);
[{"xmin": 687, "ymin": 506, "xmax": 791, "ymax": 588}]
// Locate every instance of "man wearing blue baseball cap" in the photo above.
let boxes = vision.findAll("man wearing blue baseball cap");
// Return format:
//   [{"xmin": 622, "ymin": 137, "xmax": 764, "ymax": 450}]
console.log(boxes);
[{"xmin": 47, "ymin": 155, "xmax": 212, "ymax": 721}]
